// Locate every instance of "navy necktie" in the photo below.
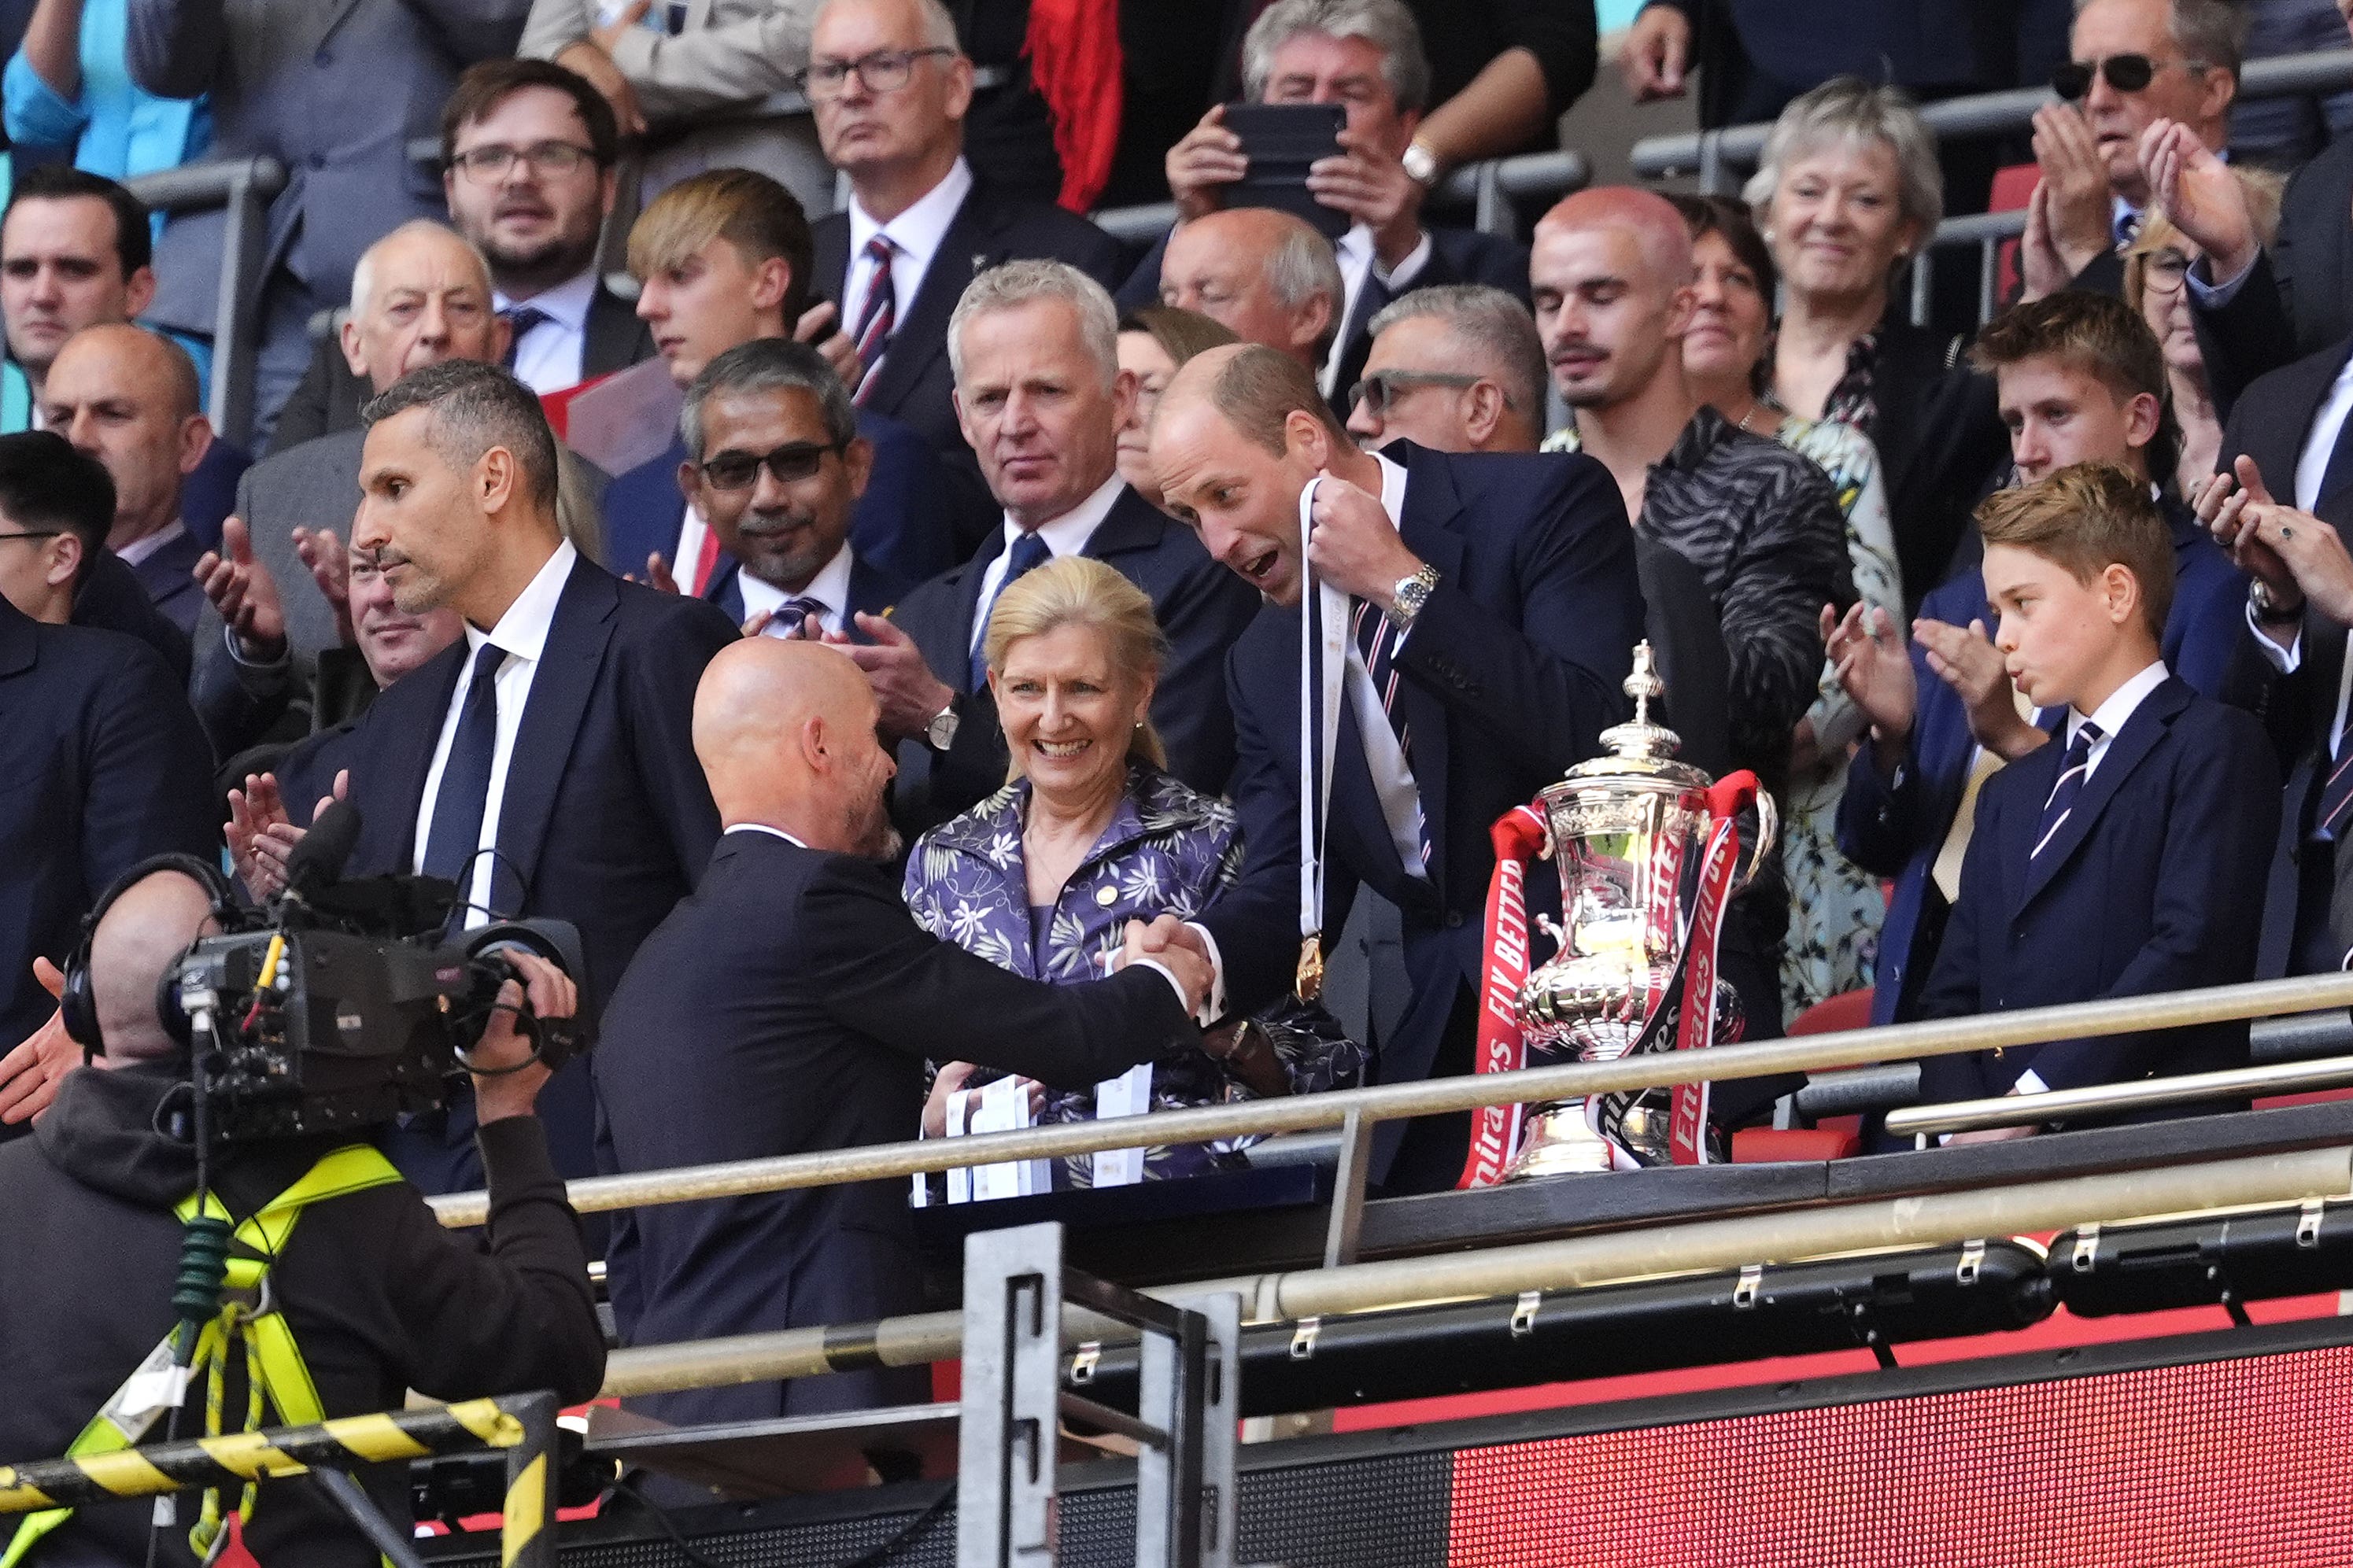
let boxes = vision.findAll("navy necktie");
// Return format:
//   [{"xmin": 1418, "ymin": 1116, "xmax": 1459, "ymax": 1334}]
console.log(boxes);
[
  {"xmin": 500, "ymin": 305, "xmax": 552, "ymax": 371},
  {"xmin": 2317, "ymin": 396, "xmax": 2353, "ymax": 506},
  {"xmin": 766, "ymin": 596, "xmax": 828, "ymax": 637},
  {"xmin": 971, "ymin": 531, "xmax": 1051, "ymax": 688},
  {"xmin": 2031, "ymin": 720, "xmax": 2103, "ymax": 862},
  {"xmin": 422, "ymin": 642, "xmax": 507, "ymax": 891}
]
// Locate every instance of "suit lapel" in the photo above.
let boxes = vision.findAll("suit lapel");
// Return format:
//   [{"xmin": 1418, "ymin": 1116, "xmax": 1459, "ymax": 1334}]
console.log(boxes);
[
  {"xmin": 2014, "ymin": 681, "xmax": 2189, "ymax": 913},
  {"xmin": 1389, "ymin": 448, "xmax": 1468, "ymax": 889},
  {"xmin": 493, "ymin": 559, "xmax": 619, "ymax": 913},
  {"xmin": 859, "ymin": 190, "xmax": 994, "ymax": 418},
  {"xmin": 375, "ymin": 640, "xmax": 469, "ymax": 872},
  {"xmin": 816, "ymin": 218, "xmax": 851, "ymax": 308}
]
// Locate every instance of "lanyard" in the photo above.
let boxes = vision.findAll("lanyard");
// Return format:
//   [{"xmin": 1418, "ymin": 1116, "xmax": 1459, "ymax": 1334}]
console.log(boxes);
[{"xmin": 1296, "ymin": 479, "xmax": 1347, "ymax": 999}]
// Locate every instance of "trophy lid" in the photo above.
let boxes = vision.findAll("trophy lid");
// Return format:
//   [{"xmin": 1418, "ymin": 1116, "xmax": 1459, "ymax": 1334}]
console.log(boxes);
[{"xmin": 1552, "ymin": 641, "xmax": 1712, "ymax": 793}]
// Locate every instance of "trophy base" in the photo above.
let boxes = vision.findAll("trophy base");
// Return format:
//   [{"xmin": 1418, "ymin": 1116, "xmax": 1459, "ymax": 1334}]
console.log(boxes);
[{"xmin": 1505, "ymin": 1101, "xmax": 1618, "ymax": 1179}]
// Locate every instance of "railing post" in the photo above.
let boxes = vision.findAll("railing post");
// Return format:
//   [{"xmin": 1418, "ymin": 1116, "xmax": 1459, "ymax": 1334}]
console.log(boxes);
[
  {"xmin": 501, "ymin": 1391, "xmax": 559, "ymax": 1568},
  {"xmin": 961, "ymin": 1223, "xmax": 1066, "ymax": 1567},
  {"xmin": 1978, "ymin": 235, "xmax": 2001, "ymax": 327},
  {"xmin": 1473, "ymin": 160, "xmax": 1511, "ymax": 239},
  {"xmin": 1323, "ymin": 1108, "xmax": 1373, "ymax": 1269},
  {"xmin": 208, "ymin": 164, "xmax": 267, "ymax": 448}
]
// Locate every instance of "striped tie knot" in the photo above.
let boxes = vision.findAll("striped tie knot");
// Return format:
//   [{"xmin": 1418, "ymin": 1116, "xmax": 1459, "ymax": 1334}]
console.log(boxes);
[{"xmin": 2030, "ymin": 719, "xmax": 2104, "ymax": 862}]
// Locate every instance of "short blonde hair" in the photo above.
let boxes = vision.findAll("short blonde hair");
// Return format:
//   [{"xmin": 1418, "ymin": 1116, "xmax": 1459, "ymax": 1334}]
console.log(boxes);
[
  {"xmin": 626, "ymin": 168, "xmax": 813, "ymax": 323},
  {"xmin": 982, "ymin": 555, "xmax": 1168, "ymax": 780},
  {"xmin": 1976, "ymin": 460, "xmax": 2174, "ymax": 640}
]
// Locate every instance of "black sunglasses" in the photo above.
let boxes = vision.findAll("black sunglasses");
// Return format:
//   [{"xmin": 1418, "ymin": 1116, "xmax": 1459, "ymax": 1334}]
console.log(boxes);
[
  {"xmin": 1347, "ymin": 371, "xmax": 1482, "ymax": 418},
  {"xmin": 2051, "ymin": 53, "xmax": 2204, "ymax": 101},
  {"xmin": 698, "ymin": 441, "xmax": 845, "ymax": 491}
]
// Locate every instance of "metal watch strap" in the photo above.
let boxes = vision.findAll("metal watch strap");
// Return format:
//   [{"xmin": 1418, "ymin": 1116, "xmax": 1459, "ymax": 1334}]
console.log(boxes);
[{"xmin": 1391, "ymin": 565, "xmax": 1440, "ymax": 627}]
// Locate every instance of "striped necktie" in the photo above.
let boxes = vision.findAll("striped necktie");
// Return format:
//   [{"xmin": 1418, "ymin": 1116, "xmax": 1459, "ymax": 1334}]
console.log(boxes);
[
  {"xmin": 851, "ymin": 234, "xmax": 897, "ymax": 404},
  {"xmin": 2031, "ymin": 721, "xmax": 2104, "ymax": 862}
]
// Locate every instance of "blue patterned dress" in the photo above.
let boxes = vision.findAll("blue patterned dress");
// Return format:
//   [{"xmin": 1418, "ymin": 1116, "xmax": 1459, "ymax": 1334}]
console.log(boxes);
[{"xmin": 904, "ymin": 764, "xmax": 1363, "ymax": 1186}]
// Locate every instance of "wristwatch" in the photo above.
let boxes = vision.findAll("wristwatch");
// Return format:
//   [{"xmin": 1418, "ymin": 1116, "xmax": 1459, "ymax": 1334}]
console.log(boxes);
[
  {"xmin": 2251, "ymin": 577, "xmax": 2306, "ymax": 625},
  {"xmin": 1390, "ymin": 563, "xmax": 1440, "ymax": 627},
  {"xmin": 923, "ymin": 696, "xmax": 961, "ymax": 751},
  {"xmin": 1401, "ymin": 139, "xmax": 1442, "ymax": 190}
]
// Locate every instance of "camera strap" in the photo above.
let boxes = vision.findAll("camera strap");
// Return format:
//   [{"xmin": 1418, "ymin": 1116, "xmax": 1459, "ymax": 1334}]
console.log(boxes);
[{"xmin": 0, "ymin": 1146, "xmax": 402, "ymax": 1568}]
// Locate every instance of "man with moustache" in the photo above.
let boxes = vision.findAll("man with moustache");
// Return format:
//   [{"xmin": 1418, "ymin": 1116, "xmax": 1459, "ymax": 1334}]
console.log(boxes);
[
  {"xmin": 1140, "ymin": 341, "xmax": 1642, "ymax": 1189},
  {"xmin": 594, "ymin": 636, "xmax": 1213, "ymax": 1428},
  {"xmin": 269, "ymin": 57, "xmax": 657, "ymax": 449}
]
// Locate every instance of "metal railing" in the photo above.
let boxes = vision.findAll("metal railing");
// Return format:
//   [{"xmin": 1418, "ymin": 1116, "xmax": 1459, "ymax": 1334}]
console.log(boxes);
[
  {"xmin": 1886, "ymin": 1052, "xmax": 2353, "ymax": 1138},
  {"xmin": 123, "ymin": 157, "xmax": 286, "ymax": 448},
  {"xmin": 1630, "ymin": 46, "xmax": 2353, "ymax": 186}
]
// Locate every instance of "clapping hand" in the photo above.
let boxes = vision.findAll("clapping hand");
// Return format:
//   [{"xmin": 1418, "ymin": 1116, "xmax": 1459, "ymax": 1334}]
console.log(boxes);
[
  {"xmin": 227, "ymin": 768, "xmax": 345, "ymax": 899},
  {"xmin": 2141, "ymin": 117, "xmax": 2259, "ymax": 286},
  {"xmin": 2029, "ymin": 101, "xmax": 2115, "ymax": 278},
  {"xmin": 0, "ymin": 960, "xmax": 72, "ymax": 1126},
  {"xmin": 1914, "ymin": 618, "xmax": 2046, "ymax": 762},
  {"xmin": 2018, "ymin": 183, "xmax": 2071, "ymax": 303},
  {"xmin": 1822, "ymin": 602, "xmax": 1918, "ymax": 747},
  {"xmin": 293, "ymin": 526, "xmax": 351, "ymax": 645},
  {"xmin": 193, "ymin": 516, "xmax": 289, "ymax": 662}
]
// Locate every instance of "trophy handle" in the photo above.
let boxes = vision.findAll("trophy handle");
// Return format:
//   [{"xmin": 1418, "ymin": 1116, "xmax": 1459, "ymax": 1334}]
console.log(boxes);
[
  {"xmin": 1738, "ymin": 789, "xmax": 1778, "ymax": 894},
  {"xmin": 1704, "ymin": 771, "xmax": 1778, "ymax": 895}
]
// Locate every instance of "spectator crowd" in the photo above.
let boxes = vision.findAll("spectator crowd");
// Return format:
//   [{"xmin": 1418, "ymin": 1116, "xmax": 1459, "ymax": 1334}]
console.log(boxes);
[{"xmin": 3, "ymin": 0, "xmax": 2353, "ymax": 1454}]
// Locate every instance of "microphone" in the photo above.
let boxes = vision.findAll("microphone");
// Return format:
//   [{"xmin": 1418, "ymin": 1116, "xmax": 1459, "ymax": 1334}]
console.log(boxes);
[{"xmin": 283, "ymin": 797, "xmax": 363, "ymax": 902}]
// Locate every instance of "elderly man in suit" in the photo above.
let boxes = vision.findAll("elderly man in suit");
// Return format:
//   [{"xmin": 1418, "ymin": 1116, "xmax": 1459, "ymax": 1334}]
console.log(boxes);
[
  {"xmin": 1140, "ymin": 342, "xmax": 1643, "ymax": 1190},
  {"xmin": 855, "ymin": 260, "xmax": 1261, "ymax": 841},
  {"xmin": 125, "ymin": 0, "xmax": 531, "ymax": 442},
  {"xmin": 0, "ymin": 433, "xmax": 214, "ymax": 1138},
  {"xmin": 806, "ymin": 0, "xmax": 1128, "ymax": 555},
  {"xmin": 597, "ymin": 636, "xmax": 1212, "ymax": 1426},
  {"xmin": 268, "ymin": 57, "xmax": 659, "ymax": 452},
  {"xmin": 233, "ymin": 359, "xmax": 737, "ymax": 1193},
  {"xmin": 1117, "ymin": 0, "xmax": 1528, "ymax": 420}
]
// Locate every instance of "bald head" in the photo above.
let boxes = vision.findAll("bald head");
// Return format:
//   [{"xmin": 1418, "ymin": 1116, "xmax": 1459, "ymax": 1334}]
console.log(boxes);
[
  {"xmin": 693, "ymin": 639, "xmax": 901, "ymax": 858},
  {"xmin": 1161, "ymin": 208, "xmax": 1342, "ymax": 369},
  {"xmin": 342, "ymin": 220, "xmax": 505, "ymax": 395},
  {"xmin": 42, "ymin": 322, "xmax": 211, "ymax": 547},
  {"xmin": 90, "ymin": 869, "xmax": 216, "ymax": 1063},
  {"xmin": 51, "ymin": 323, "xmax": 200, "ymax": 419}
]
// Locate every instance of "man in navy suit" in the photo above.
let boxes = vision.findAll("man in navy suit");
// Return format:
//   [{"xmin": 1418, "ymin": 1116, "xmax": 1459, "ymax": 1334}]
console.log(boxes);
[
  {"xmin": 1121, "ymin": 0, "xmax": 1527, "ymax": 419},
  {"xmin": 1912, "ymin": 463, "xmax": 2275, "ymax": 1133},
  {"xmin": 239, "ymin": 360, "xmax": 737, "ymax": 1191},
  {"xmin": 681, "ymin": 339, "xmax": 907, "ymax": 636},
  {"xmin": 805, "ymin": 0, "xmax": 1129, "ymax": 558},
  {"xmin": 0, "ymin": 434, "xmax": 215, "ymax": 1135},
  {"xmin": 603, "ymin": 169, "xmax": 952, "ymax": 600},
  {"xmin": 856, "ymin": 261, "xmax": 1261, "ymax": 840},
  {"xmin": 1836, "ymin": 292, "xmax": 2245, "ymax": 1026},
  {"xmin": 1142, "ymin": 342, "xmax": 1643, "ymax": 1190},
  {"xmin": 597, "ymin": 636, "xmax": 1213, "ymax": 1427}
]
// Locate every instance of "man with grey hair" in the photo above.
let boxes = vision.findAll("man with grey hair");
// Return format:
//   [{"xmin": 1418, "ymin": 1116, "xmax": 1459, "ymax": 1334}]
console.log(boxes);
[
  {"xmin": 679, "ymin": 338, "xmax": 907, "ymax": 637},
  {"xmin": 1118, "ymin": 0, "xmax": 1527, "ymax": 417},
  {"xmin": 853, "ymin": 259, "xmax": 1259, "ymax": 839},
  {"xmin": 2030, "ymin": 0, "xmax": 2239, "ymax": 295},
  {"xmin": 805, "ymin": 0, "xmax": 1125, "ymax": 555},
  {"xmin": 1162, "ymin": 207, "xmax": 1347, "ymax": 385},
  {"xmin": 1346, "ymin": 283, "xmax": 1547, "ymax": 452},
  {"xmin": 231, "ymin": 357, "xmax": 737, "ymax": 1194}
]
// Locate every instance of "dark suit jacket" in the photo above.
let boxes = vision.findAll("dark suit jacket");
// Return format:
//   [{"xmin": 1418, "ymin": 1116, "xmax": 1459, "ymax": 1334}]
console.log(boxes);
[
  {"xmin": 1841, "ymin": 504, "xmax": 2247, "ymax": 1027},
  {"xmin": 1915, "ymin": 678, "xmax": 2276, "ymax": 1105},
  {"xmin": 1634, "ymin": 535, "xmax": 1733, "ymax": 783},
  {"xmin": 72, "ymin": 549, "xmax": 193, "ymax": 688},
  {"xmin": 263, "ymin": 281, "xmax": 657, "ymax": 456},
  {"xmin": 332, "ymin": 553, "xmax": 737, "ymax": 1186},
  {"xmin": 127, "ymin": 527, "xmax": 205, "ymax": 639},
  {"xmin": 0, "ymin": 596, "xmax": 215, "ymax": 1056},
  {"xmin": 603, "ymin": 411, "xmax": 955, "ymax": 594},
  {"xmin": 885, "ymin": 481, "xmax": 1261, "ymax": 839},
  {"xmin": 2189, "ymin": 135, "xmax": 2353, "ymax": 422},
  {"xmin": 812, "ymin": 178, "xmax": 1130, "ymax": 555},
  {"xmin": 704, "ymin": 549, "xmax": 904, "ymax": 630},
  {"xmin": 595, "ymin": 830, "xmax": 1195, "ymax": 1426},
  {"xmin": 1114, "ymin": 223, "xmax": 1531, "ymax": 422},
  {"xmin": 1197, "ymin": 442, "xmax": 1643, "ymax": 1183}
]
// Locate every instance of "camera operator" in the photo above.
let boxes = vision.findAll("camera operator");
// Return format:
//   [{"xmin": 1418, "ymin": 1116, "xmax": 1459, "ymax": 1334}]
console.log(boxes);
[{"xmin": 0, "ymin": 864, "xmax": 606, "ymax": 1567}]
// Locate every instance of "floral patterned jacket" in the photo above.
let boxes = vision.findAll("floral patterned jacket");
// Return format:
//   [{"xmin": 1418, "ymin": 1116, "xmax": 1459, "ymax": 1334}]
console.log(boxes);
[{"xmin": 904, "ymin": 765, "xmax": 1361, "ymax": 1186}]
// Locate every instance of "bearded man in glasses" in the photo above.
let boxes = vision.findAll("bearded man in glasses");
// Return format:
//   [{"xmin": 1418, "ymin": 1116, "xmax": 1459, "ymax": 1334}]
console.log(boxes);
[
  {"xmin": 2029, "ymin": 0, "xmax": 2240, "ymax": 297},
  {"xmin": 678, "ymin": 338, "xmax": 902, "ymax": 639}
]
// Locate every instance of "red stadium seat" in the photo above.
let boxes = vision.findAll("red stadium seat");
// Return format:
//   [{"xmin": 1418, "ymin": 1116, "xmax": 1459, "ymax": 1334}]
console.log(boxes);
[{"xmin": 1788, "ymin": 988, "xmax": 1874, "ymax": 1037}]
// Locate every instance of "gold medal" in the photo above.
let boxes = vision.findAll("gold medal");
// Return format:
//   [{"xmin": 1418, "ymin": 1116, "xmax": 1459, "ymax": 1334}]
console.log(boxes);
[{"xmin": 1295, "ymin": 935, "xmax": 1324, "ymax": 1003}]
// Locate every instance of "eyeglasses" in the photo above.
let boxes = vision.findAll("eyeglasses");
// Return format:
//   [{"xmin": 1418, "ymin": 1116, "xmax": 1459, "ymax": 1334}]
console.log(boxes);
[
  {"xmin": 699, "ymin": 441, "xmax": 845, "ymax": 491},
  {"xmin": 449, "ymin": 142, "xmax": 600, "ymax": 183},
  {"xmin": 2141, "ymin": 248, "xmax": 2192, "ymax": 295},
  {"xmin": 1347, "ymin": 371, "xmax": 1483, "ymax": 418},
  {"xmin": 796, "ymin": 47, "xmax": 956, "ymax": 101},
  {"xmin": 2051, "ymin": 53, "xmax": 2207, "ymax": 101},
  {"xmin": 0, "ymin": 529, "xmax": 61, "ymax": 543}
]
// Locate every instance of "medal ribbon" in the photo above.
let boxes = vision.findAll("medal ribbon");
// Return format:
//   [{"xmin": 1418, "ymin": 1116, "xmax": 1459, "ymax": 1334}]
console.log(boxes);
[
  {"xmin": 1296, "ymin": 478, "xmax": 1346, "ymax": 999},
  {"xmin": 1455, "ymin": 802, "xmax": 1549, "ymax": 1190}
]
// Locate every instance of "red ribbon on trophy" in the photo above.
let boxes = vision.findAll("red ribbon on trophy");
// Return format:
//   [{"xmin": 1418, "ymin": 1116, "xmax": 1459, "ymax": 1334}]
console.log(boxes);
[
  {"xmin": 1455, "ymin": 804, "xmax": 1548, "ymax": 1190},
  {"xmin": 1666, "ymin": 772, "xmax": 1760, "ymax": 1165}
]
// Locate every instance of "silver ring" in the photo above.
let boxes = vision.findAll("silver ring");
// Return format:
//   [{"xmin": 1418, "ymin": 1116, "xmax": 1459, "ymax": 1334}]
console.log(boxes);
[{"xmin": 2283, "ymin": 526, "xmax": 2296, "ymax": 540}]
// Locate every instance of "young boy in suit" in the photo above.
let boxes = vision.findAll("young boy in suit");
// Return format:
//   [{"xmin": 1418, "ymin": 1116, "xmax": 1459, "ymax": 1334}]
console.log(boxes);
[{"xmin": 1915, "ymin": 461, "xmax": 2279, "ymax": 1142}]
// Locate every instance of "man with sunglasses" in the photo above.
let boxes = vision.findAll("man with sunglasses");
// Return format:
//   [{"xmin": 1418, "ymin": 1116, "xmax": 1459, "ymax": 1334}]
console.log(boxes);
[
  {"xmin": 2030, "ymin": 0, "xmax": 2239, "ymax": 297},
  {"xmin": 1345, "ymin": 284, "xmax": 1546, "ymax": 455},
  {"xmin": 805, "ymin": 0, "xmax": 1127, "ymax": 559},
  {"xmin": 268, "ymin": 58, "xmax": 659, "ymax": 454},
  {"xmin": 680, "ymin": 338, "xmax": 906, "ymax": 639}
]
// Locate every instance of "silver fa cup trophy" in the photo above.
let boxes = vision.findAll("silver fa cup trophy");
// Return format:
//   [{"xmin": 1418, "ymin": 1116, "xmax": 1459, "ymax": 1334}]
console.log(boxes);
[{"xmin": 1508, "ymin": 641, "xmax": 1775, "ymax": 1179}]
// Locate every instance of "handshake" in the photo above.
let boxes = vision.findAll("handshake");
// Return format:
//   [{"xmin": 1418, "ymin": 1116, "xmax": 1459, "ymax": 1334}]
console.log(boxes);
[{"xmin": 1115, "ymin": 914, "xmax": 1218, "ymax": 1022}]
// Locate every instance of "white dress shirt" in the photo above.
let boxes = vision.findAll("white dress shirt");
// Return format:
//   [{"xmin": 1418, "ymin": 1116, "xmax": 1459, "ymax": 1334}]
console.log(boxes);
[
  {"xmin": 1323, "ymin": 222, "xmax": 1434, "ymax": 397},
  {"xmin": 727, "ymin": 822, "xmax": 807, "ymax": 847},
  {"xmin": 844, "ymin": 156, "xmax": 975, "ymax": 382},
  {"xmin": 2008, "ymin": 658, "xmax": 2170, "ymax": 1098},
  {"xmin": 968, "ymin": 472, "xmax": 1126, "ymax": 659},
  {"xmin": 496, "ymin": 268, "xmax": 600, "ymax": 396},
  {"xmin": 114, "ymin": 519, "xmax": 187, "ymax": 567},
  {"xmin": 742, "ymin": 541, "xmax": 858, "ymax": 638},
  {"xmin": 412, "ymin": 540, "xmax": 578, "ymax": 926}
]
